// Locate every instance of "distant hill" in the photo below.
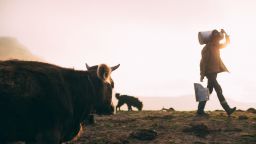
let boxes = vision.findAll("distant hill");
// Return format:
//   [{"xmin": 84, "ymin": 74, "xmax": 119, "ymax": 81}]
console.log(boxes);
[
  {"xmin": 113, "ymin": 95, "xmax": 256, "ymax": 111},
  {"xmin": 0, "ymin": 37, "xmax": 43, "ymax": 61}
]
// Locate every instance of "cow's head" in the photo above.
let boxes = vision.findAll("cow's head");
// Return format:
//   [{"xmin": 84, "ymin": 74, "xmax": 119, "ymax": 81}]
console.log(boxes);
[{"xmin": 86, "ymin": 63, "xmax": 119, "ymax": 115}]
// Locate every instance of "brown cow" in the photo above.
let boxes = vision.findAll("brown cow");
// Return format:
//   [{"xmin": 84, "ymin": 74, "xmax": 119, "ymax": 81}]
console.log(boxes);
[{"xmin": 0, "ymin": 60, "xmax": 119, "ymax": 143}]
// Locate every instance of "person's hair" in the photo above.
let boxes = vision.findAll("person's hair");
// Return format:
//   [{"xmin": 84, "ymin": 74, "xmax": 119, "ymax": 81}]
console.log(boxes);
[
  {"xmin": 211, "ymin": 29, "xmax": 223, "ymax": 42},
  {"xmin": 211, "ymin": 30, "xmax": 219, "ymax": 38}
]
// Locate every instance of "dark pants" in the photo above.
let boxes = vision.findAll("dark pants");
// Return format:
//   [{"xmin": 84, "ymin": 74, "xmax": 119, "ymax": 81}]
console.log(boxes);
[{"xmin": 197, "ymin": 73, "xmax": 228, "ymax": 114}]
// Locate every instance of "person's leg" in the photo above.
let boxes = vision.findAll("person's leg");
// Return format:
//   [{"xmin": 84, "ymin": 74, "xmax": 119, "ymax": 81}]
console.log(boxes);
[
  {"xmin": 208, "ymin": 73, "xmax": 236, "ymax": 116},
  {"xmin": 197, "ymin": 101, "xmax": 207, "ymax": 115},
  {"xmin": 196, "ymin": 74, "xmax": 214, "ymax": 115},
  {"xmin": 207, "ymin": 76, "xmax": 214, "ymax": 94}
]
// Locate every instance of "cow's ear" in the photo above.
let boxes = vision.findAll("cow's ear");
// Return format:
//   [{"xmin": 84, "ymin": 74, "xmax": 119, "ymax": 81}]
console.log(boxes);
[
  {"xmin": 86, "ymin": 63, "xmax": 90, "ymax": 70},
  {"xmin": 111, "ymin": 64, "xmax": 120, "ymax": 71},
  {"xmin": 97, "ymin": 64, "xmax": 111, "ymax": 83}
]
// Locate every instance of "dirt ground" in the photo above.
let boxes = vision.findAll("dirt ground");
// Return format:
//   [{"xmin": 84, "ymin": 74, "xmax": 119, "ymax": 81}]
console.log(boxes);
[{"xmin": 67, "ymin": 110, "xmax": 256, "ymax": 144}]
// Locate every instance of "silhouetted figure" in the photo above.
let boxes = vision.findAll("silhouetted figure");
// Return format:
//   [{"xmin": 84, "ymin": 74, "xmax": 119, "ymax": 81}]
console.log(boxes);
[
  {"xmin": 115, "ymin": 93, "xmax": 143, "ymax": 111},
  {"xmin": 198, "ymin": 29, "xmax": 236, "ymax": 116}
]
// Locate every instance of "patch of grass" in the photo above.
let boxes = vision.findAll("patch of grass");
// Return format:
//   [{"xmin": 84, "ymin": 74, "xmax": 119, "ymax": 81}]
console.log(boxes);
[
  {"xmin": 68, "ymin": 111, "xmax": 256, "ymax": 144},
  {"xmin": 222, "ymin": 127, "xmax": 242, "ymax": 132},
  {"xmin": 182, "ymin": 123, "xmax": 210, "ymax": 138},
  {"xmin": 238, "ymin": 133, "xmax": 256, "ymax": 143},
  {"xmin": 169, "ymin": 124, "xmax": 180, "ymax": 130},
  {"xmin": 238, "ymin": 115, "xmax": 249, "ymax": 120},
  {"xmin": 193, "ymin": 142, "xmax": 207, "ymax": 144}
]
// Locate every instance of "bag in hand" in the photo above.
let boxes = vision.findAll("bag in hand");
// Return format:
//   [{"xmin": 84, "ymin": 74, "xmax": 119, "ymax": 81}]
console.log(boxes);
[{"xmin": 194, "ymin": 83, "xmax": 209, "ymax": 102}]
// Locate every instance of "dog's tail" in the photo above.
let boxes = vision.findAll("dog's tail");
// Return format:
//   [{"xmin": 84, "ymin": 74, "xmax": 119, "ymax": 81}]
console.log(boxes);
[{"xmin": 115, "ymin": 93, "xmax": 121, "ymax": 99}]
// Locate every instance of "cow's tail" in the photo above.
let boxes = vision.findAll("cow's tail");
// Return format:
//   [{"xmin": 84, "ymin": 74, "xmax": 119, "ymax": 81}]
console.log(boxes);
[{"xmin": 115, "ymin": 93, "xmax": 121, "ymax": 99}]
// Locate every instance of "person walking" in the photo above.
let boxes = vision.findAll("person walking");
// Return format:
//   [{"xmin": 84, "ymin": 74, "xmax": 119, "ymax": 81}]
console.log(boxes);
[{"xmin": 198, "ymin": 29, "xmax": 236, "ymax": 116}]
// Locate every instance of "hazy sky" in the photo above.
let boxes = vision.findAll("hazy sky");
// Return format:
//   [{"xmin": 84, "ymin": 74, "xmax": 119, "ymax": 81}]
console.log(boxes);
[{"xmin": 1, "ymin": 0, "xmax": 256, "ymax": 103}]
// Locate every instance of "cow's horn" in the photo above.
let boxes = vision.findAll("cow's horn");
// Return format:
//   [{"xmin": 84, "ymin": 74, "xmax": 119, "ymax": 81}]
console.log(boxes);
[
  {"xmin": 111, "ymin": 64, "xmax": 120, "ymax": 71},
  {"xmin": 85, "ymin": 63, "xmax": 90, "ymax": 70}
]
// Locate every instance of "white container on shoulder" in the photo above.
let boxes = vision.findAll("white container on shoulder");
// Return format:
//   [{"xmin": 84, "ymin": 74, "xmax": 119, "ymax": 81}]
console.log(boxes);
[
  {"xmin": 194, "ymin": 83, "xmax": 209, "ymax": 102},
  {"xmin": 198, "ymin": 31, "xmax": 213, "ymax": 45}
]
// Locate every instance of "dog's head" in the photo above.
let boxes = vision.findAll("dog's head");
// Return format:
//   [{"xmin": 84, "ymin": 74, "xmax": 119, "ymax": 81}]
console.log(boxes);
[
  {"xmin": 115, "ymin": 93, "xmax": 121, "ymax": 99},
  {"xmin": 137, "ymin": 101, "xmax": 143, "ymax": 111}
]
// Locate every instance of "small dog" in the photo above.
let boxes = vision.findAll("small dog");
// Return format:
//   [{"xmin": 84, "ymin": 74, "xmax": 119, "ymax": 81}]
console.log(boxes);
[{"xmin": 115, "ymin": 93, "xmax": 143, "ymax": 111}]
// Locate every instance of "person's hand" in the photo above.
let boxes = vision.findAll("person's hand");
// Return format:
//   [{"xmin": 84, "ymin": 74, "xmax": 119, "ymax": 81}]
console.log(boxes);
[
  {"xmin": 221, "ymin": 29, "xmax": 226, "ymax": 34},
  {"xmin": 200, "ymin": 76, "xmax": 204, "ymax": 82}
]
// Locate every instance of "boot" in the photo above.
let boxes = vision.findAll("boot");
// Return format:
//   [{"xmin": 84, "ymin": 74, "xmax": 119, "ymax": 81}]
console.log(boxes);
[
  {"xmin": 197, "ymin": 101, "xmax": 207, "ymax": 116},
  {"xmin": 221, "ymin": 101, "xmax": 236, "ymax": 116}
]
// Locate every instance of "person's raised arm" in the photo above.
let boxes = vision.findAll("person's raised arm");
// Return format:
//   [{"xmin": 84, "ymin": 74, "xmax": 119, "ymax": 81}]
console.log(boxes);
[{"xmin": 219, "ymin": 29, "xmax": 230, "ymax": 49}]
